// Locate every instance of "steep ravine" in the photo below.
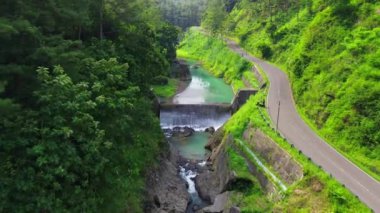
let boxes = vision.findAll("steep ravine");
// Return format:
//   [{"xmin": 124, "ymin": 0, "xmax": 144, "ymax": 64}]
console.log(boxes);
[{"xmin": 145, "ymin": 59, "xmax": 304, "ymax": 212}]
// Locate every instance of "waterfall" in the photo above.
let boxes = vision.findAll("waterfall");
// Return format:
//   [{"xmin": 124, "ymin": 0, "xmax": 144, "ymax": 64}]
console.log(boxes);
[
  {"xmin": 180, "ymin": 165, "xmax": 206, "ymax": 212},
  {"xmin": 160, "ymin": 105, "xmax": 231, "ymax": 130}
]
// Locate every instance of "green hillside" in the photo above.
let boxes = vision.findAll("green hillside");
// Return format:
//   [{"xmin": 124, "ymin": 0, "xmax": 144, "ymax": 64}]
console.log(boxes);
[
  {"xmin": 203, "ymin": 0, "xmax": 380, "ymax": 180},
  {"xmin": 177, "ymin": 28, "xmax": 370, "ymax": 212}
]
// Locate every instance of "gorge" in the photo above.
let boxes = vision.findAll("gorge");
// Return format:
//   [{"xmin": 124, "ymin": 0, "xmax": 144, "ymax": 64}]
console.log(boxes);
[{"xmin": 159, "ymin": 60, "xmax": 235, "ymax": 212}]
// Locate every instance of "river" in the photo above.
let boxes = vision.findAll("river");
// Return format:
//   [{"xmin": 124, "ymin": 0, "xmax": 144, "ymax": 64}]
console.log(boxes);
[
  {"xmin": 160, "ymin": 60, "xmax": 234, "ymax": 212},
  {"xmin": 172, "ymin": 60, "xmax": 234, "ymax": 104}
]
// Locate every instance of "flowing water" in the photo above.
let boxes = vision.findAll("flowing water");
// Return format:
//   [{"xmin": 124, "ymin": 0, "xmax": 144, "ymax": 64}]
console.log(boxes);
[
  {"xmin": 170, "ymin": 132, "xmax": 210, "ymax": 160},
  {"xmin": 172, "ymin": 60, "xmax": 234, "ymax": 104},
  {"xmin": 180, "ymin": 166, "xmax": 204, "ymax": 212},
  {"xmin": 160, "ymin": 60, "xmax": 234, "ymax": 212},
  {"xmin": 160, "ymin": 109, "xmax": 231, "ymax": 131}
]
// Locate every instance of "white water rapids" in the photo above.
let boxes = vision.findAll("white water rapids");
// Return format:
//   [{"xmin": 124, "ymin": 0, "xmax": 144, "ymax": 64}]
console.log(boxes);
[{"xmin": 160, "ymin": 110, "xmax": 230, "ymax": 131}]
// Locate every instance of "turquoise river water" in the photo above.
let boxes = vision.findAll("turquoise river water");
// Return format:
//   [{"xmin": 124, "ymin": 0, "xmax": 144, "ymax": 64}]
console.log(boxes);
[
  {"xmin": 173, "ymin": 60, "xmax": 234, "ymax": 104},
  {"xmin": 162, "ymin": 60, "xmax": 234, "ymax": 160}
]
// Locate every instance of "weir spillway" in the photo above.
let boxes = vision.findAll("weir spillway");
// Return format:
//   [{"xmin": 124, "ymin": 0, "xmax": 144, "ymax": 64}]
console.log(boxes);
[
  {"xmin": 160, "ymin": 103, "xmax": 232, "ymax": 130},
  {"xmin": 159, "ymin": 89, "xmax": 258, "ymax": 130}
]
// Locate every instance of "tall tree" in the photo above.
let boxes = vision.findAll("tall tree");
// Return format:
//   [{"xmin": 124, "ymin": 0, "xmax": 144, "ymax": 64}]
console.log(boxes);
[{"xmin": 202, "ymin": 0, "xmax": 228, "ymax": 33}]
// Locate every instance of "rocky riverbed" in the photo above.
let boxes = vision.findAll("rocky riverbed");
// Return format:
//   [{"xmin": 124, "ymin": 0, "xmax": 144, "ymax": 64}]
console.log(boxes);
[
  {"xmin": 144, "ymin": 126, "xmax": 214, "ymax": 213},
  {"xmin": 146, "ymin": 59, "xmax": 238, "ymax": 212}
]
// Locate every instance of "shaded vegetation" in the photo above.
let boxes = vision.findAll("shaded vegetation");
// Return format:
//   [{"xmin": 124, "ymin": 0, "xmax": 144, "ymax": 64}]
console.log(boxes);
[
  {"xmin": 227, "ymin": 148, "xmax": 273, "ymax": 212},
  {"xmin": 0, "ymin": 0, "xmax": 178, "ymax": 211},
  {"xmin": 158, "ymin": 0, "xmax": 207, "ymax": 29}
]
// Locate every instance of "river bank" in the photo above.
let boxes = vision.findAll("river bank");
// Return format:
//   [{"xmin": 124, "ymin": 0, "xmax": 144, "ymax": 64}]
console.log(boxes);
[{"xmin": 153, "ymin": 59, "xmax": 192, "ymax": 103}]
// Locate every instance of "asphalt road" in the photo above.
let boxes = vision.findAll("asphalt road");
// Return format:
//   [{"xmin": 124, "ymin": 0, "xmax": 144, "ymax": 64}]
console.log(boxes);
[{"xmin": 227, "ymin": 40, "xmax": 380, "ymax": 212}]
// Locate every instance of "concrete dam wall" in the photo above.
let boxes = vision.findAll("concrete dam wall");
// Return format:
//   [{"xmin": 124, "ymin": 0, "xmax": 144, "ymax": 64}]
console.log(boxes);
[
  {"xmin": 159, "ymin": 89, "xmax": 258, "ymax": 130},
  {"xmin": 159, "ymin": 104, "xmax": 231, "ymax": 130}
]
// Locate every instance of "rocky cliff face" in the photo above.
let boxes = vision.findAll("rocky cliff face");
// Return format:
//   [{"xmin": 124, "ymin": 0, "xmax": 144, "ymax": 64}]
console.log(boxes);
[
  {"xmin": 195, "ymin": 133, "xmax": 241, "ymax": 213},
  {"xmin": 144, "ymin": 145, "xmax": 189, "ymax": 213},
  {"xmin": 196, "ymin": 134, "xmax": 236, "ymax": 203}
]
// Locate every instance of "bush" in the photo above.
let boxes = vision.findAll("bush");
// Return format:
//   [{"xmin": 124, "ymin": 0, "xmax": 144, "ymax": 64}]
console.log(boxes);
[
  {"xmin": 258, "ymin": 43, "xmax": 272, "ymax": 59},
  {"xmin": 152, "ymin": 75, "xmax": 169, "ymax": 85}
]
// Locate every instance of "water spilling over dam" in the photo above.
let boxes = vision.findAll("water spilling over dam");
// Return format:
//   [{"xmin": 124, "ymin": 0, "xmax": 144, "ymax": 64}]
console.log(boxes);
[{"xmin": 160, "ymin": 103, "xmax": 231, "ymax": 130}]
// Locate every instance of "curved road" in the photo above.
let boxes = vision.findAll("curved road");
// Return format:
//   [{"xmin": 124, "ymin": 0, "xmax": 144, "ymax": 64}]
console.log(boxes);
[{"xmin": 227, "ymin": 40, "xmax": 380, "ymax": 212}]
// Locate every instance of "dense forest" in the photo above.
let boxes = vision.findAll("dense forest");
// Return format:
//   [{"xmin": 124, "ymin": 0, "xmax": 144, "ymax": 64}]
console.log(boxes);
[
  {"xmin": 158, "ymin": 0, "xmax": 207, "ymax": 29},
  {"xmin": 203, "ymin": 0, "xmax": 380, "ymax": 180},
  {"xmin": 0, "ymin": 0, "xmax": 178, "ymax": 211}
]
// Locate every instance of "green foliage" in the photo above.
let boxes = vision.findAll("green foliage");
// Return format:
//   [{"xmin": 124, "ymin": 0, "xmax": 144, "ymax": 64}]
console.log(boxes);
[
  {"xmin": 206, "ymin": 0, "xmax": 380, "ymax": 180},
  {"xmin": 0, "ymin": 60, "xmax": 165, "ymax": 212},
  {"xmin": 223, "ymin": 90, "xmax": 370, "ymax": 212},
  {"xmin": 152, "ymin": 79, "xmax": 179, "ymax": 98},
  {"xmin": 158, "ymin": 0, "xmax": 207, "ymax": 29},
  {"xmin": 157, "ymin": 24, "xmax": 180, "ymax": 62},
  {"xmin": 202, "ymin": 0, "xmax": 228, "ymax": 33},
  {"xmin": 0, "ymin": 0, "xmax": 178, "ymax": 211},
  {"xmin": 177, "ymin": 28, "xmax": 256, "ymax": 92},
  {"xmin": 227, "ymin": 148, "xmax": 272, "ymax": 212}
]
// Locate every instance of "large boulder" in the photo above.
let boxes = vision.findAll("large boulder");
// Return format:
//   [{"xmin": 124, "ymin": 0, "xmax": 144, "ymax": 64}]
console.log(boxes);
[
  {"xmin": 201, "ymin": 191, "xmax": 232, "ymax": 213},
  {"xmin": 230, "ymin": 206, "xmax": 241, "ymax": 213},
  {"xmin": 196, "ymin": 135, "xmax": 236, "ymax": 202},
  {"xmin": 205, "ymin": 128, "xmax": 225, "ymax": 151},
  {"xmin": 205, "ymin": 127, "xmax": 215, "ymax": 134},
  {"xmin": 172, "ymin": 126, "xmax": 195, "ymax": 138}
]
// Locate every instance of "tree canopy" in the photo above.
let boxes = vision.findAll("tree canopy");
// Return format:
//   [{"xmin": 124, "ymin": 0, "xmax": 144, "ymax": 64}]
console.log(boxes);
[
  {"xmin": 0, "ymin": 0, "xmax": 178, "ymax": 211},
  {"xmin": 158, "ymin": 0, "xmax": 207, "ymax": 29}
]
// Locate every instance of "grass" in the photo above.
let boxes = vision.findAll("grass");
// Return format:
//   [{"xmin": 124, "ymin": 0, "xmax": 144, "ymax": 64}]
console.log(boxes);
[
  {"xmin": 234, "ymin": 138, "xmax": 288, "ymax": 192},
  {"xmin": 228, "ymin": 146, "xmax": 258, "ymax": 183},
  {"xmin": 151, "ymin": 79, "xmax": 179, "ymax": 98},
  {"xmin": 296, "ymin": 105, "xmax": 380, "ymax": 182},
  {"xmin": 227, "ymin": 147, "xmax": 273, "ymax": 212}
]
